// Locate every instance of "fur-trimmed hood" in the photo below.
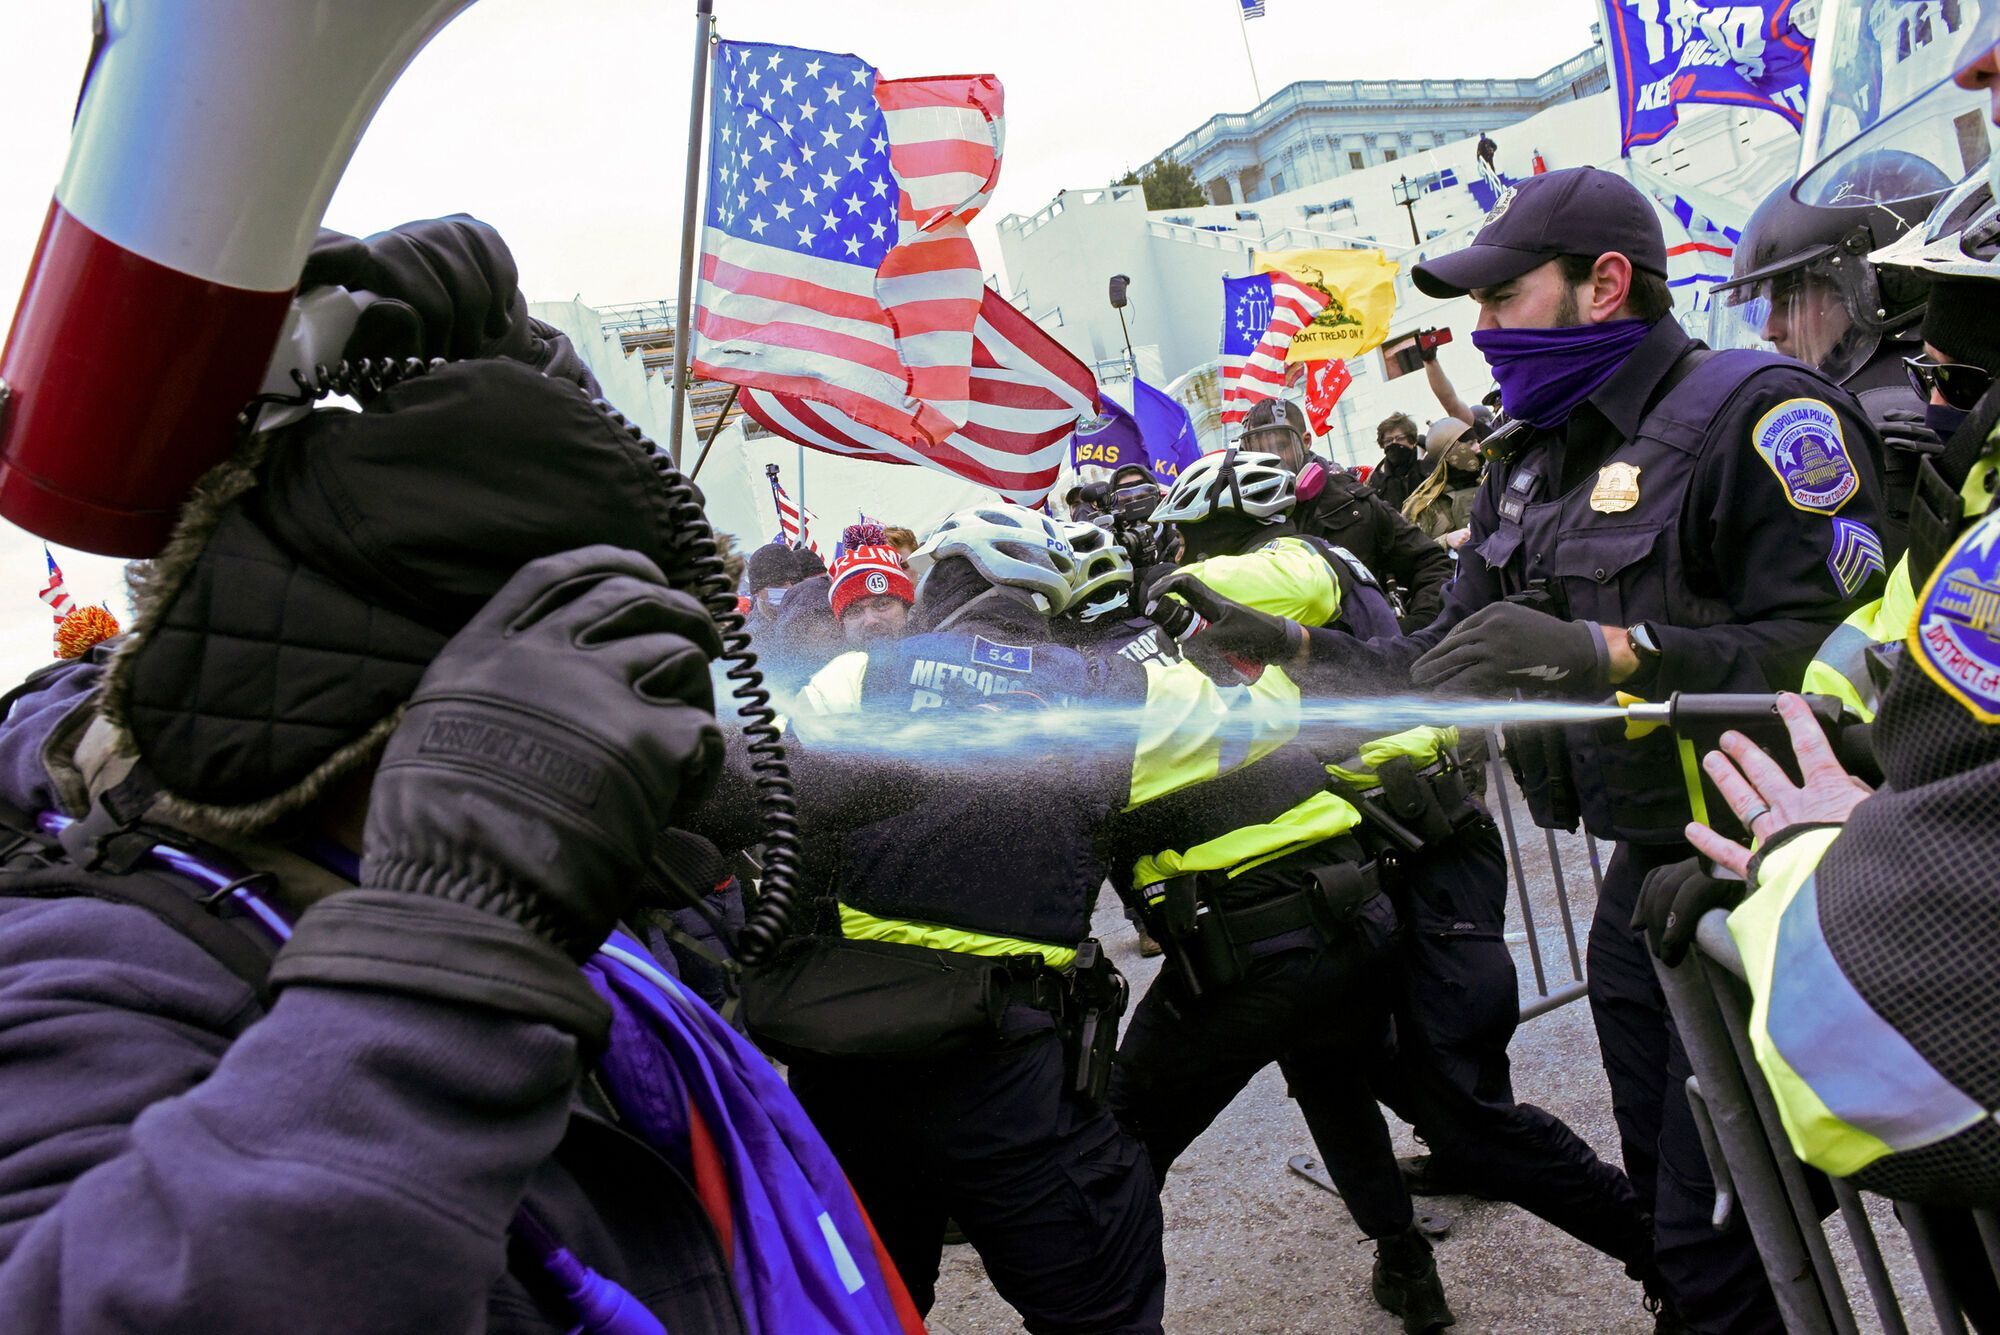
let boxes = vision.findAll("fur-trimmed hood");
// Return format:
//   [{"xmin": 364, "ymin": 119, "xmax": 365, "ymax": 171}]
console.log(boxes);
[{"xmin": 96, "ymin": 357, "xmax": 686, "ymax": 834}]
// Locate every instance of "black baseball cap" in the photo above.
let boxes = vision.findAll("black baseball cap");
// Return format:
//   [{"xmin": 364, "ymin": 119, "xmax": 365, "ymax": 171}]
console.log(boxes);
[{"xmin": 1412, "ymin": 167, "xmax": 1668, "ymax": 299}]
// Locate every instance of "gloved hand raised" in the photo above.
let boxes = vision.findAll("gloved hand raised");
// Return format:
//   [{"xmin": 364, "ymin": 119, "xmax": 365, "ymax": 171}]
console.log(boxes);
[
  {"xmin": 1410, "ymin": 601, "xmax": 1605, "ymax": 698},
  {"xmin": 302, "ymin": 214, "xmax": 532, "ymax": 368},
  {"xmin": 1145, "ymin": 570, "xmax": 1304, "ymax": 682},
  {"xmin": 1631, "ymin": 858, "xmax": 1745, "ymax": 966},
  {"xmin": 361, "ymin": 546, "xmax": 725, "ymax": 959},
  {"xmin": 1876, "ymin": 409, "xmax": 1944, "ymax": 458}
]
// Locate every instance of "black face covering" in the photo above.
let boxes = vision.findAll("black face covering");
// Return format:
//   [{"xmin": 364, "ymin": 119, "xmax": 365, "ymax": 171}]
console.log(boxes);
[{"xmin": 1382, "ymin": 444, "xmax": 1418, "ymax": 471}]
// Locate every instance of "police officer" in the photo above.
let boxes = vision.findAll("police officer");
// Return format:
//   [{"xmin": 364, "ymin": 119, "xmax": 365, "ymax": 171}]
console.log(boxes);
[
  {"xmin": 770, "ymin": 503, "xmax": 1317, "ymax": 1335},
  {"xmin": 1140, "ymin": 452, "xmax": 1656, "ymax": 1304},
  {"xmin": 1241, "ymin": 397, "xmax": 1455, "ymax": 627},
  {"xmin": 1148, "ymin": 165, "xmax": 1890, "ymax": 1334},
  {"xmin": 1709, "ymin": 152, "xmax": 1951, "ymax": 556}
]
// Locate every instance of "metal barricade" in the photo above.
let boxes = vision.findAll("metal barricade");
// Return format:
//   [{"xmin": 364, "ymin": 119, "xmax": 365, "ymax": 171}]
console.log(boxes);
[
  {"xmin": 1660, "ymin": 909, "xmax": 2000, "ymax": 1333},
  {"xmin": 1484, "ymin": 728, "xmax": 1601, "ymax": 1021}
]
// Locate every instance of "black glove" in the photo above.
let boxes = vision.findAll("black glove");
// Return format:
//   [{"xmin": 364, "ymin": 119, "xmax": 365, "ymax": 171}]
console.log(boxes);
[
  {"xmin": 1631, "ymin": 858, "xmax": 1745, "ymax": 966},
  {"xmin": 1876, "ymin": 409, "xmax": 1944, "ymax": 458},
  {"xmin": 272, "ymin": 548, "xmax": 724, "ymax": 1042},
  {"xmin": 1145, "ymin": 570, "xmax": 1304, "ymax": 681},
  {"xmin": 301, "ymin": 214, "xmax": 532, "ymax": 368},
  {"xmin": 1410, "ymin": 601, "xmax": 1605, "ymax": 697},
  {"xmin": 364, "ymin": 545, "xmax": 725, "ymax": 956}
]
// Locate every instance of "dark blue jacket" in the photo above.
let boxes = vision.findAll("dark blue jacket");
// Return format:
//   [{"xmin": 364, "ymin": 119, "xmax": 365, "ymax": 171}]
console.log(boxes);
[{"xmin": 0, "ymin": 669, "xmax": 741, "ymax": 1334}]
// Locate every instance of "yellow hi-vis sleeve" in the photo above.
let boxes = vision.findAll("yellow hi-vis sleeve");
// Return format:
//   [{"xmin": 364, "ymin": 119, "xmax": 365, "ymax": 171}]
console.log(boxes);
[
  {"xmin": 1132, "ymin": 789, "xmax": 1362, "ymax": 888},
  {"xmin": 1180, "ymin": 536, "xmax": 1341, "ymax": 628},
  {"xmin": 1127, "ymin": 657, "xmax": 1302, "ymax": 810}
]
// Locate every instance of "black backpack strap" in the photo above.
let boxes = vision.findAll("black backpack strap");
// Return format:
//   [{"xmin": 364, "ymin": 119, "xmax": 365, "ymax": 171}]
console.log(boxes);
[{"xmin": 0, "ymin": 791, "xmax": 279, "ymax": 1007}]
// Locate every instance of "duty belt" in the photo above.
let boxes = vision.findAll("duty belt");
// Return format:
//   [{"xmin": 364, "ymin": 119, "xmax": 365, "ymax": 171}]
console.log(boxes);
[{"xmin": 1328, "ymin": 752, "xmax": 1482, "ymax": 856}]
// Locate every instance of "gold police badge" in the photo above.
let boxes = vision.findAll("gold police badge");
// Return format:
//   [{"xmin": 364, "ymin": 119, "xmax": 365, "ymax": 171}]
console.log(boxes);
[{"xmin": 1590, "ymin": 462, "xmax": 1642, "ymax": 514}]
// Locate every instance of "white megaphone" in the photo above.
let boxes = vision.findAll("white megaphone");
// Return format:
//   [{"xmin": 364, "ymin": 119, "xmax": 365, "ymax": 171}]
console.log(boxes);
[{"xmin": 0, "ymin": 0, "xmax": 477, "ymax": 557}]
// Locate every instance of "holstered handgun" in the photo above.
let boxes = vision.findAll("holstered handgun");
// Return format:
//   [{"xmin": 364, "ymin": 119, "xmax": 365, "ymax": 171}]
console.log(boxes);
[{"xmin": 1063, "ymin": 939, "xmax": 1129, "ymax": 1105}]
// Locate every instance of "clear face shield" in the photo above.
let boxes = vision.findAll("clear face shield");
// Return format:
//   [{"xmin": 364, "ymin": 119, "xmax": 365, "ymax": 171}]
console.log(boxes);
[
  {"xmin": 1706, "ymin": 254, "xmax": 1886, "ymax": 383},
  {"xmin": 1797, "ymin": 0, "xmax": 1999, "ymax": 206},
  {"xmin": 1241, "ymin": 423, "xmax": 1306, "ymax": 471}
]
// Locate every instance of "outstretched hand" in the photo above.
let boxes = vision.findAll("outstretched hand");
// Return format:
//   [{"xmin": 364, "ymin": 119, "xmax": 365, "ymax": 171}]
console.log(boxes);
[{"xmin": 1685, "ymin": 692, "xmax": 1873, "ymax": 878}]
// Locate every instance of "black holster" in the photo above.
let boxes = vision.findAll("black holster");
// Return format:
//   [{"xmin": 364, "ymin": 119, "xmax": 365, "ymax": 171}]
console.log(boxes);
[{"xmin": 1061, "ymin": 939, "xmax": 1129, "ymax": 1105}]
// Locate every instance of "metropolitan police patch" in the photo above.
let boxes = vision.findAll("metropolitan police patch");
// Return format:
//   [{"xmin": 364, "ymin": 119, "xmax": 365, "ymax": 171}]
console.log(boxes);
[
  {"xmin": 1751, "ymin": 398, "xmax": 1859, "ymax": 514},
  {"xmin": 1910, "ymin": 508, "xmax": 2000, "ymax": 724},
  {"xmin": 1826, "ymin": 518, "xmax": 1886, "ymax": 598}
]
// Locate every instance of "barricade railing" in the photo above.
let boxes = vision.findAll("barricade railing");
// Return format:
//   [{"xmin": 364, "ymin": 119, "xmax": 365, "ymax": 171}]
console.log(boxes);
[
  {"xmin": 1484, "ymin": 728, "xmax": 1599, "ymax": 1021},
  {"xmin": 1660, "ymin": 908, "xmax": 2000, "ymax": 1333}
]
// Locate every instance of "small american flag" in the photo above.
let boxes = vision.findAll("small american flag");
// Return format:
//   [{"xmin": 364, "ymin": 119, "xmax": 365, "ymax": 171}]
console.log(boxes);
[
  {"xmin": 1240, "ymin": 0, "xmax": 1267, "ymax": 18},
  {"xmin": 38, "ymin": 548, "xmax": 72, "ymax": 627},
  {"xmin": 692, "ymin": 41, "xmax": 1002, "ymax": 450},
  {"xmin": 1221, "ymin": 273, "xmax": 1328, "ymax": 426},
  {"xmin": 742, "ymin": 287, "xmax": 1097, "ymax": 508},
  {"xmin": 771, "ymin": 478, "xmax": 821, "ymax": 558}
]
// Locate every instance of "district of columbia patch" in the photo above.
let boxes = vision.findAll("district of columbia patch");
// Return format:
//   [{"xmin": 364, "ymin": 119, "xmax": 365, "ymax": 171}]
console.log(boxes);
[
  {"xmin": 1909, "ymin": 508, "xmax": 2000, "ymax": 723},
  {"xmin": 1590, "ymin": 462, "xmax": 1642, "ymax": 514},
  {"xmin": 971, "ymin": 635, "xmax": 1033, "ymax": 674},
  {"xmin": 1827, "ymin": 517, "xmax": 1886, "ymax": 598},
  {"xmin": 1751, "ymin": 398, "xmax": 1860, "ymax": 514}
]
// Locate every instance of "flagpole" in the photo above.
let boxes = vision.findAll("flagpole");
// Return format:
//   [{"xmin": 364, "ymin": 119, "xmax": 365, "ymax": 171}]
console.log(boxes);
[
  {"xmin": 668, "ymin": 0, "xmax": 716, "ymax": 467},
  {"xmin": 795, "ymin": 441, "xmax": 808, "ymax": 546},
  {"xmin": 687, "ymin": 383, "xmax": 740, "ymax": 482},
  {"xmin": 1233, "ymin": 1, "xmax": 1263, "ymax": 106}
]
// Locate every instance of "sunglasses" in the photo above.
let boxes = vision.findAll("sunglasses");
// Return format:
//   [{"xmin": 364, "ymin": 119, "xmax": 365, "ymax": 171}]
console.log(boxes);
[{"xmin": 1905, "ymin": 356, "xmax": 1995, "ymax": 413}]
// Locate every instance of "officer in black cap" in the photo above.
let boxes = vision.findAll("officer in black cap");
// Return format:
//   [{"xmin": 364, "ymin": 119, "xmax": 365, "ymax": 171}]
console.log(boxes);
[
  {"xmin": 1146, "ymin": 165, "xmax": 1889, "ymax": 1334},
  {"xmin": 1709, "ymin": 151, "xmax": 1951, "ymax": 556},
  {"xmin": 1240, "ymin": 396, "xmax": 1455, "ymax": 628}
]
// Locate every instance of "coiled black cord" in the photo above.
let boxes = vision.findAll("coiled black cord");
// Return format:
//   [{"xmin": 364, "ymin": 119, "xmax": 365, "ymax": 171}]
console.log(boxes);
[{"xmin": 242, "ymin": 357, "xmax": 803, "ymax": 970}]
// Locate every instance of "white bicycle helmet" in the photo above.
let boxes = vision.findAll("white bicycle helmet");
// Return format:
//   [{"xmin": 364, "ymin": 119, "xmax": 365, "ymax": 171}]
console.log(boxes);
[
  {"xmin": 912, "ymin": 503, "xmax": 1078, "ymax": 613},
  {"xmin": 1149, "ymin": 448, "xmax": 1296, "ymax": 525},
  {"xmin": 1059, "ymin": 520, "xmax": 1136, "ymax": 622},
  {"xmin": 1869, "ymin": 171, "xmax": 2000, "ymax": 282}
]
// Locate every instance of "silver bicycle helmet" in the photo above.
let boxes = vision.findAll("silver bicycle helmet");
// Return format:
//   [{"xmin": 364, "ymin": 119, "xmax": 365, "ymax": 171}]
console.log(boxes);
[
  {"xmin": 912, "ymin": 503, "xmax": 1078, "ymax": 613},
  {"xmin": 1149, "ymin": 448, "xmax": 1296, "ymax": 525},
  {"xmin": 1059, "ymin": 520, "xmax": 1136, "ymax": 622}
]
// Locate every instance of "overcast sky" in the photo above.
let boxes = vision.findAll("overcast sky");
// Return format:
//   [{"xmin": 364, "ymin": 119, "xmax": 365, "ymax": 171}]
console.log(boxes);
[{"xmin": 0, "ymin": 1, "xmax": 1595, "ymax": 684}]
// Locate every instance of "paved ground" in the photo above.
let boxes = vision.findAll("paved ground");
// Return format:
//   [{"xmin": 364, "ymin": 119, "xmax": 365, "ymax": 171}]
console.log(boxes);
[{"xmin": 920, "ymin": 766, "xmax": 1941, "ymax": 1334}]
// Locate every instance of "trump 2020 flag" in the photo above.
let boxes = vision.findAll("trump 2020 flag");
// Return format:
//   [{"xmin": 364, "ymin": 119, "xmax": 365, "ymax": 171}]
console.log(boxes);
[
  {"xmin": 1601, "ymin": 0, "xmax": 1812, "ymax": 153},
  {"xmin": 692, "ymin": 42, "xmax": 1001, "ymax": 448}
]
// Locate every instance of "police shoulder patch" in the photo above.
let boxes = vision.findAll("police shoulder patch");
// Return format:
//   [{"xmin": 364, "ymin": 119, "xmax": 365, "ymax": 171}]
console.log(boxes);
[
  {"xmin": 1750, "ymin": 397, "xmax": 1860, "ymax": 515},
  {"xmin": 1910, "ymin": 508, "xmax": 2000, "ymax": 724}
]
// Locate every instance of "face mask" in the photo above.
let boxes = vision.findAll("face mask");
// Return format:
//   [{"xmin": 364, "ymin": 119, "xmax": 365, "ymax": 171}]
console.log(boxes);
[
  {"xmin": 1471, "ymin": 318, "xmax": 1655, "ymax": 429},
  {"xmin": 1926, "ymin": 401, "xmax": 1973, "ymax": 441},
  {"xmin": 1296, "ymin": 458, "xmax": 1327, "ymax": 502},
  {"xmin": 1383, "ymin": 443, "xmax": 1416, "ymax": 468}
]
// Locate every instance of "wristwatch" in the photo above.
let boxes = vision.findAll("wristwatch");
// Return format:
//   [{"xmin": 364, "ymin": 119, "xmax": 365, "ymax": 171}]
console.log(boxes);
[{"xmin": 1628, "ymin": 621, "xmax": 1663, "ymax": 685}]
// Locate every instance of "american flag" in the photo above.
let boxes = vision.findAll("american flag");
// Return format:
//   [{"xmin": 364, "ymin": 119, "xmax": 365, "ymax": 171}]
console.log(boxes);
[
  {"xmin": 691, "ymin": 41, "xmax": 1002, "ymax": 450},
  {"xmin": 770, "ymin": 477, "xmax": 821, "ymax": 558},
  {"xmin": 1240, "ymin": 0, "xmax": 1268, "ymax": 17},
  {"xmin": 741, "ymin": 287, "xmax": 1097, "ymax": 507},
  {"xmin": 38, "ymin": 548, "xmax": 71, "ymax": 627},
  {"xmin": 1220, "ymin": 272, "xmax": 1329, "ymax": 427}
]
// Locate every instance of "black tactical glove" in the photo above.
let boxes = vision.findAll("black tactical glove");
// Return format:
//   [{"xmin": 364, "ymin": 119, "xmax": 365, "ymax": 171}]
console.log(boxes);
[
  {"xmin": 1631, "ymin": 858, "xmax": 1745, "ymax": 967},
  {"xmin": 273, "ymin": 547, "xmax": 724, "ymax": 1039},
  {"xmin": 1145, "ymin": 570, "xmax": 1305, "ymax": 681},
  {"xmin": 1876, "ymin": 409, "xmax": 1944, "ymax": 458},
  {"xmin": 1410, "ymin": 601, "xmax": 1605, "ymax": 697},
  {"xmin": 301, "ymin": 214, "xmax": 532, "ymax": 368}
]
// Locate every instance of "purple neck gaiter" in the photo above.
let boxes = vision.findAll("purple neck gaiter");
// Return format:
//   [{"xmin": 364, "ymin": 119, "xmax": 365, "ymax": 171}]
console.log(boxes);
[{"xmin": 1472, "ymin": 318, "xmax": 1656, "ymax": 429}]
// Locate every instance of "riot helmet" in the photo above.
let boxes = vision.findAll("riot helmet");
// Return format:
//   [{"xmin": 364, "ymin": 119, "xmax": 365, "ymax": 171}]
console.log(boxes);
[{"xmin": 1708, "ymin": 150, "xmax": 1949, "ymax": 381}]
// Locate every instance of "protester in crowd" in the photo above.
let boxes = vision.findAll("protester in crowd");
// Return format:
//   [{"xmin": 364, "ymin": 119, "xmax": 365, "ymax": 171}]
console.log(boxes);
[
  {"xmin": 1243, "ymin": 398, "xmax": 1454, "ymax": 629},
  {"xmin": 1402, "ymin": 417, "xmax": 1485, "ymax": 550},
  {"xmin": 1709, "ymin": 154, "xmax": 1952, "ymax": 557},
  {"xmin": 881, "ymin": 525, "xmax": 919, "ymax": 562},
  {"xmin": 1147, "ymin": 166, "xmax": 1889, "ymax": 1333},
  {"xmin": 1371, "ymin": 413, "xmax": 1427, "ymax": 511},
  {"xmin": 1476, "ymin": 131, "xmax": 1499, "ymax": 179},
  {"xmin": 746, "ymin": 539, "xmax": 808, "ymax": 637},
  {"xmin": 0, "ymin": 218, "xmax": 924, "ymax": 1333},
  {"xmin": 1531, "ymin": 148, "xmax": 1548, "ymax": 175},
  {"xmin": 827, "ymin": 523, "xmax": 915, "ymax": 647}
]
